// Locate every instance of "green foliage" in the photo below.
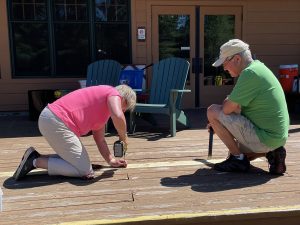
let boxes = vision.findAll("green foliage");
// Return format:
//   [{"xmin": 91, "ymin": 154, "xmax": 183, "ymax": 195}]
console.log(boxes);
[
  {"xmin": 158, "ymin": 15, "xmax": 190, "ymax": 59},
  {"xmin": 204, "ymin": 15, "xmax": 235, "ymax": 84}
]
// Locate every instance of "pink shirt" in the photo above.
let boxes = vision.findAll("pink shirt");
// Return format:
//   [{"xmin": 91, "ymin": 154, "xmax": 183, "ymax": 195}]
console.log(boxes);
[{"xmin": 48, "ymin": 85, "xmax": 121, "ymax": 137}]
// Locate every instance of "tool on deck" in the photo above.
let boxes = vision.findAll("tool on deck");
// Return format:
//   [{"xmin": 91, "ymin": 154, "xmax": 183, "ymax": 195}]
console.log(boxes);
[
  {"xmin": 113, "ymin": 140, "xmax": 127, "ymax": 158},
  {"xmin": 208, "ymin": 127, "xmax": 214, "ymax": 159}
]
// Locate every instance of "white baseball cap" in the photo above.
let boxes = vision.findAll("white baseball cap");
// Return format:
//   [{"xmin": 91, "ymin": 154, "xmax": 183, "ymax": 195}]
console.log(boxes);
[{"xmin": 212, "ymin": 39, "xmax": 249, "ymax": 67}]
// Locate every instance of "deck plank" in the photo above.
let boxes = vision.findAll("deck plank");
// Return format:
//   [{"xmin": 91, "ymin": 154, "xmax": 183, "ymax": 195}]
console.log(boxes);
[{"xmin": 0, "ymin": 113, "xmax": 300, "ymax": 225}]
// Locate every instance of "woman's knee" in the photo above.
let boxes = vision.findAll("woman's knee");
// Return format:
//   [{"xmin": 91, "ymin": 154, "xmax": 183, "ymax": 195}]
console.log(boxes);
[{"xmin": 207, "ymin": 104, "xmax": 222, "ymax": 121}]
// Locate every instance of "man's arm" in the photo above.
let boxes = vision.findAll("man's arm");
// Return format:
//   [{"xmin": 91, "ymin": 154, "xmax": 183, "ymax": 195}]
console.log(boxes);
[{"xmin": 223, "ymin": 97, "xmax": 241, "ymax": 114}]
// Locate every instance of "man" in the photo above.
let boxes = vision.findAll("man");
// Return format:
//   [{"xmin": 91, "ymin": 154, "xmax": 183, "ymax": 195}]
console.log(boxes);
[{"xmin": 207, "ymin": 39, "xmax": 289, "ymax": 174}]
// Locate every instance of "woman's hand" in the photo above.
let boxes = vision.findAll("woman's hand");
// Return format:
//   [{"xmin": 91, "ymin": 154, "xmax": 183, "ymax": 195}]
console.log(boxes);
[
  {"xmin": 109, "ymin": 158, "xmax": 127, "ymax": 168},
  {"xmin": 119, "ymin": 135, "xmax": 128, "ymax": 150}
]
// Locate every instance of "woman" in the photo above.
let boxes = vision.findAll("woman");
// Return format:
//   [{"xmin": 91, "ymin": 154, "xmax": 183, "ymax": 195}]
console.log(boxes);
[{"xmin": 13, "ymin": 84, "xmax": 136, "ymax": 180}]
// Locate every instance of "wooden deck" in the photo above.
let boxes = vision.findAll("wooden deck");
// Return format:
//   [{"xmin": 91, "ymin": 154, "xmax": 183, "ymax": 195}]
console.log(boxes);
[{"xmin": 0, "ymin": 110, "xmax": 300, "ymax": 225}]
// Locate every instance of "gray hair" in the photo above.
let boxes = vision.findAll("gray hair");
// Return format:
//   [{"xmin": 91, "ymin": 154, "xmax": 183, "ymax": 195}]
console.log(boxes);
[
  {"xmin": 239, "ymin": 49, "xmax": 253, "ymax": 61},
  {"xmin": 115, "ymin": 84, "xmax": 137, "ymax": 111}
]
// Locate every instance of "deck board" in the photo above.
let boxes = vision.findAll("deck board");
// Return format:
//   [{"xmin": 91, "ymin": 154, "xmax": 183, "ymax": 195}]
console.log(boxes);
[{"xmin": 0, "ymin": 111, "xmax": 300, "ymax": 225}]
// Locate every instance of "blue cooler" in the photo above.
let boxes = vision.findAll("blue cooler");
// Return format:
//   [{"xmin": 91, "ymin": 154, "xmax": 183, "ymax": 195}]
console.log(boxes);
[{"xmin": 119, "ymin": 69, "xmax": 144, "ymax": 92}]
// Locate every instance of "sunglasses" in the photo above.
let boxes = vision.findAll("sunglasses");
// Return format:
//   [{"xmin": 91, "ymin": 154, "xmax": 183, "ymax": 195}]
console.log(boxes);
[{"xmin": 223, "ymin": 55, "xmax": 236, "ymax": 66}]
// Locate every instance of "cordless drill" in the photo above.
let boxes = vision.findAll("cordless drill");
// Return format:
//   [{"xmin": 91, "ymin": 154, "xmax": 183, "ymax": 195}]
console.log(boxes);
[{"xmin": 113, "ymin": 140, "xmax": 127, "ymax": 158}]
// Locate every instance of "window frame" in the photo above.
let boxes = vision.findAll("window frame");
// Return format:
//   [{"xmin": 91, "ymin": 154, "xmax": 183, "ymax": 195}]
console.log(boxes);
[{"xmin": 7, "ymin": 0, "xmax": 132, "ymax": 78}]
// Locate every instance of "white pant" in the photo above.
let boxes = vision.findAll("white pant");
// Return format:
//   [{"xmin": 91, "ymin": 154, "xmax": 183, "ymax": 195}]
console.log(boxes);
[{"xmin": 38, "ymin": 107, "xmax": 93, "ymax": 177}]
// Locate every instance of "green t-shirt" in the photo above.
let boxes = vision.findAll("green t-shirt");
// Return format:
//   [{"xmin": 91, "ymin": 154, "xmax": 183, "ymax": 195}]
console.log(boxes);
[{"xmin": 229, "ymin": 60, "xmax": 289, "ymax": 148}]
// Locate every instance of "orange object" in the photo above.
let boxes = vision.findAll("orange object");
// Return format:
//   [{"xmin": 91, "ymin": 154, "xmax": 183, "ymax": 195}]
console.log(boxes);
[{"xmin": 279, "ymin": 64, "xmax": 298, "ymax": 93}]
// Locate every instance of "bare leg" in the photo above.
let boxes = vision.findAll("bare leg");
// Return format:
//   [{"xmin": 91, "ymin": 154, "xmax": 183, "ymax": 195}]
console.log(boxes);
[{"xmin": 207, "ymin": 104, "xmax": 241, "ymax": 155}]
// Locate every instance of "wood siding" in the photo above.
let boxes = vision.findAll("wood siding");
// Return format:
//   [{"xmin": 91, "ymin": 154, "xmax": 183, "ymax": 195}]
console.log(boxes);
[{"xmin": 244, "ymin": 1, "xmax": 300, "ymax": 72}]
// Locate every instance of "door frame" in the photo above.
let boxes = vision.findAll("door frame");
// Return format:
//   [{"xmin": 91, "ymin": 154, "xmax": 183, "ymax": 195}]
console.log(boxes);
[
  {"xmin": 199, "ymin": 6, "xmax": 242, "ymax": 107},
  {"xmin": 152, "ymin": 6, "xmax": 196, "ymax": 108},
  {"xmin": 151, "ymin": 5, "xmax": 242, "ymax": 108}
]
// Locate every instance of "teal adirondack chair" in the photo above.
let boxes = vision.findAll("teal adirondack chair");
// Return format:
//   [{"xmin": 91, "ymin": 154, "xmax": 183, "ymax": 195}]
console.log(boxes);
[
  {"xmin": 129, "ymin": 57, "xmax": 191, "ymax": 137},
  {"xmin": 86, "ymin": 60, "xmax": 122, "ymax": 87}
]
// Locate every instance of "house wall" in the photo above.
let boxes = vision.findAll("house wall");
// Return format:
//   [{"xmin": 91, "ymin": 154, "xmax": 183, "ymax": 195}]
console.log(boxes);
[
  {"xmin": 131, "ymin": 0, "xmax": 300, "ymax": 69},
  {"xmin": 0, "ymin": 0, "xmax": 300, "ymax": 111},
  {"xmin": 244, "ymin": 0, "xmax": 300, "ymax": 73}
]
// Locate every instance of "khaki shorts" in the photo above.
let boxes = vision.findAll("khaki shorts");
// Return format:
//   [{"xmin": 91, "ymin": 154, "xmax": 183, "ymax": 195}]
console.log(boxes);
[{"xmin": 218, "ymin": 112, "xmax": 273, "ymax": 153}]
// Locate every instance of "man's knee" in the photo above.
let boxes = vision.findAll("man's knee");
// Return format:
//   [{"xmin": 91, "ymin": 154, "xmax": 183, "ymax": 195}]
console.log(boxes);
[{"xmin": 207, "ymin": 104, "xmax": 222, "ymax": 121}]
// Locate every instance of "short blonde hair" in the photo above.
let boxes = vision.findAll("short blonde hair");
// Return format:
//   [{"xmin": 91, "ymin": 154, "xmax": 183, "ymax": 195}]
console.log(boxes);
[{"xmin": 115, "ymin": 84, "xmax": 137, "ymax": 111}]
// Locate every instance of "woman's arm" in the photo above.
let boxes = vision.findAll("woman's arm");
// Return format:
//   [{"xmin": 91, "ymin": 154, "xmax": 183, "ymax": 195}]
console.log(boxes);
[
  {"xmin": 107, "ymin": 96, "xmax": 128, "ymax": 144},
  {"xmin": 93, "ymin": 128, "xmax": 127, "ymax": 167}
]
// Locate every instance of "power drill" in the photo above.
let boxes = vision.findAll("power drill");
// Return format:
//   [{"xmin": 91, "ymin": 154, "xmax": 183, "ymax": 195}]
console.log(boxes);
[{"xmin": 113, "ymin": 140, "xmax": 127, "ymax": 158}]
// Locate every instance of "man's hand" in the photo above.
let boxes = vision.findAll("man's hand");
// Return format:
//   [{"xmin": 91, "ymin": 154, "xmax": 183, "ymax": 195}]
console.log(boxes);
[
  {"xmin": 109, "ymin": 158, "xmax": 127, "ymax": 168},
  {"xmin": 206, "ymin": 123, "xmax": 215, "ymax": 134},
  {"xmin": 223, "ymin": 98, "xmax": 241, "ymax": 115}
]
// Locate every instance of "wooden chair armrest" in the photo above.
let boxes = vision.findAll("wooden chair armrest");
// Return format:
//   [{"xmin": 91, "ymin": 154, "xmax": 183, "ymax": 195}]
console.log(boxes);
[
  {"xmin": 169, "ymin": 89, "xmax": 191, "ymax": 106},
  {"xmin": 171, "ymin": 89, "xmax": 191, "ymax": 93}
]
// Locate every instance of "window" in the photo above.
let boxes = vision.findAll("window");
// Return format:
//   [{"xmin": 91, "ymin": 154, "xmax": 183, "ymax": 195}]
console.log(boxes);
[
  {"xmin": 157, "ymin": 15, "xmax": 190, "ymax": 82},
  {"xmin": 53, "ymin": 0, "xmax": 90, "ymax": 76},
  {"xmin": 204, "ymin": 15, "xmax": 235, "ymax": 85},
  {"xmin": 8, "ymin": 0, "xmax": 131, "ymax": 78},
  {"xmin": 9, "ymin": 0, "xmax": 50, "ymax": 76},
  {"xmin": 95, "ymin": 0, "xmax": 130, "ymax": 64}
]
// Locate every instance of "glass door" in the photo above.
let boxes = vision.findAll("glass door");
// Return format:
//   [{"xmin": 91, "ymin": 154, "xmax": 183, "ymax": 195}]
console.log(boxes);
[
  {"xmin": 152, "ymin": 5, "xmax": 242, "ymax": 108},
  {"xmin": 199, "ymin": 7, "xmax": 242, "ymax": 107},
  {"xmin": 152, "ymin": 6, "xmax": 195, "ymax": 108}
]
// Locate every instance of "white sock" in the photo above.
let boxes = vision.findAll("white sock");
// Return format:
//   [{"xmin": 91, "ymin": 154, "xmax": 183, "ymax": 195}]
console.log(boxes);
[
  {"xmin": 33, "ymin": 159, "xmax": 37, "ymax": 168},
  {"xmin": 234, "ymin": 154, "xmax": 244, "ymax": 160}
]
